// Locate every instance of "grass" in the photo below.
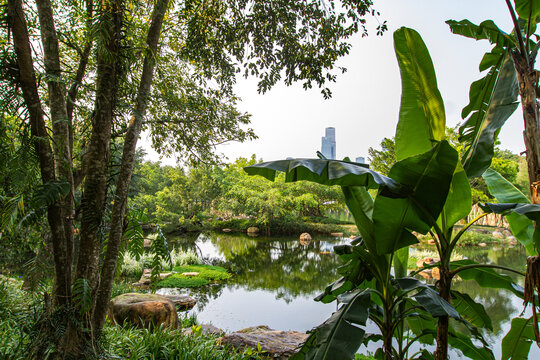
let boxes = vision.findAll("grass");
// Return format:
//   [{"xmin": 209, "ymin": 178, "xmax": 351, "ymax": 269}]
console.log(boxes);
[{"xmin": 157, "ymin": 264, "xmax": 232, "ymax": 288}]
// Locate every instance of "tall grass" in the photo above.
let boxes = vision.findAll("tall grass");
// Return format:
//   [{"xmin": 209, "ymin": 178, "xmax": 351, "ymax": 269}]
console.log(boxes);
[{"xmin": 120, "ymin": 249, "xmax": 200, "ymax": 278}]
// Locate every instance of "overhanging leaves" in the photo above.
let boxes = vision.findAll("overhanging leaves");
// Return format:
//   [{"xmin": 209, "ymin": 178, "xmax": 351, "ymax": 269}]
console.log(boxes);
[
  {"xmin": 393, "ymin": 27, "xmax": 445, "ymax": 161},
  {"xmin": 448, "ymin": 328, "xmax": 495, "ymax": 360},
  {"xmin": 244, "ymin": 159, "xmax": 404, "ymax": 196},
  {"xmin": 514, "ymin": 0, "xmax": 540, "ymax": 23}
]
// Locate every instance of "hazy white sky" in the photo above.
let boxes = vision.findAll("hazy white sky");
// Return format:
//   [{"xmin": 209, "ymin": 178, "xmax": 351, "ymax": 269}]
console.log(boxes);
[{"xmin": 144, "ymin": 0, "xmax": 526, "ymax": 165}]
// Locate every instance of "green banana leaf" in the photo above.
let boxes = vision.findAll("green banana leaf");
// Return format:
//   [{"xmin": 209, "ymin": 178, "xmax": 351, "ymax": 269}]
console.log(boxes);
[
  {"xmin": 514, "ymin": 0, "xmax": 540, "ymax": 23},
  {"xmin": 457, "ymin": 51, "xmax": 519, "ymax": 178},
  {"xmin": 244, "ymin": 158, "xmax": 405, "ymax": 196},
  {"xmin": 450, "ymin": 290, "xmax": 493, "ymax": 330},
  {"xmin": 501, "ymin": 317, "xmax": 535, "ymax": 360},
  {"xmin": 449, "ymin": 259, "xmax": 524, "ymax": 298},
  {"xmin": 341, "ymin": 186, "xmax": 376, "ymax": 252},
  {"xmin": 290, "ymin": 289, "xmax": 371, "ymax": 360},
  {"xmin": 439, "ymin": 161, "xmax": 472, "ymax": 231},
  {"xmin": 448, "ymin": 328, "xmax": 495, "ymax": 360},
  {"xmin": 446, "ymin": 19, "xmax": 515, "ymax": 47},
  {"xmin": 393, "ymin": 27, "xmax": 445, "ymax": 161},
  {"xmin": 483, "ymin": 168, "xmax": 536, "ymax": 254},
  {"xmin": 394, "ymin": 278, "xmax": 460, "ymax": 319},
  {"xmin": 373, "ymin": 141, "xmax": 458, "ymax": 255}
]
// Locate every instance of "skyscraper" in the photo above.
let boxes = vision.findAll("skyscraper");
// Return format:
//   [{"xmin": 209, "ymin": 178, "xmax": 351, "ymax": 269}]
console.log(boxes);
[{"xmin": 321, "ymin": 127, "xmax": 336, "ymax": 160}]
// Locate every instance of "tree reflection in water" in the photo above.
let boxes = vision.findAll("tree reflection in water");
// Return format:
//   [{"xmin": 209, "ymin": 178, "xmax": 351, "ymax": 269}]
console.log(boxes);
[{"xmin": 168, "ymin": 232, "xmax": 344, "ymax": 304}]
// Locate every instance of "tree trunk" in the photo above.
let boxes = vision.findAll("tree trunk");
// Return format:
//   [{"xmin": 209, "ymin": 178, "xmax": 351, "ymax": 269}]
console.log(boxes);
[
  {"xmin": 434, "ymin": 265, "xmax": 452, "ymax": 360},
  {"xmin": 511, "ymin": 51, "xmax": 540, "ymax": 203},
  {"xmin": 7, "ymin": 0, "xmax": 72, "ymax": 306},
  {"xmin": 36, "ymin": 0, "xmax": 75, "ymax": 307},
  {"xmin": 75, "ymin": 0, "xmax": 123, "ymax": 291},
  {"xmin": 93, "ymin": 0, "xmax": 170, "ymax": 332}
]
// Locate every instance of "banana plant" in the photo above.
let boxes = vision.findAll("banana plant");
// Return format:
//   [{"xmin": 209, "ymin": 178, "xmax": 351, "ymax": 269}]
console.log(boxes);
[{"xmin": 246, "ymin": 27, "xmax": 530, "ymax": 360}]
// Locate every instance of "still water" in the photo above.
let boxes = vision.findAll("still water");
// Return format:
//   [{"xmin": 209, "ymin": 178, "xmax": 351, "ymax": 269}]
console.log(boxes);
[{"xmin": 158, "ymin": 232, "xmax": 539, "ymax": 359}]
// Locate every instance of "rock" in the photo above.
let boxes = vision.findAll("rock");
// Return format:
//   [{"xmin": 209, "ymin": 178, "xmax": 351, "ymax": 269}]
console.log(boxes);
[
  {"xmin": 427, "ymin": 239, "xmax": 436, "ymax": 245},
  {"xmin": 247, "ymin": 227, "xmax": 260, "ymax": 234},
  {"xmin": 143, "ymin": 238, "xmax": 152, "ymax": 248},
  {"xmin": 181, "ymin": 272, "xmax": 199, "ymax": 276},
  {"xmin": 299, "ymin": 233, "xmax": 312, "ymax": 241},
  {"xmin": 507, "ymin": 236, "xmax": 517, "ymax": 244},
  {"xmin": 222, "ymin": 325, "xmax": 308, "ymax": 360},
  {"xmin": 108, "ymin": 293, "xmax": 179, "ymax": 330},
  {"xmin": 134, "ymin": 269, "xmax": 172, "ymax": 286},
  {"xmin": 319, "ymin": 251, "xmax": 332, "ymax": 255},
  {"xmin": 492, "ymin": 231, "xmax": 504, "ymax": 239},
  {"xmin": 183, "ymin": 324, "xmax": 223, "ymax": 336},
  {"xmin": 161, "ymin": 294, "xmax": 196, "ymax": 310},
  {"xmin": 503, "ymin": 230, "xmax": 513, "ymax": 237},
  {"xmin": 478, "ymin": 242, "xmax": 488, "ymax": 247},
  {"xmin": 330, "ymin": 232, "xmax": 344, "ymax": 237},
  {"xmin": 349, "ymin": 235, "xmax": 357, "ymax": 240},
  {"xmin": 415, "ymin": 257, "xmax": 439, "ymax": 269},
  {"xmin": 222, "ymin": 228, "xmax": 232, "ymax": 233}
]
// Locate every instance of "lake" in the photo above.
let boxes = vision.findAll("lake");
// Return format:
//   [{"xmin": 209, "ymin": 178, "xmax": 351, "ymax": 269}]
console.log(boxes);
[{"xmin": 158, "ymin": 232, "xmax": 539, "ymax": 359}]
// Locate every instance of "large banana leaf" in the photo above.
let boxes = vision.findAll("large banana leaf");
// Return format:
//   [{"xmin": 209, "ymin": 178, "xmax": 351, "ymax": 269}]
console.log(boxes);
[
  {"xmin": 446, "ymin": 19, "xmax": 515, "ymax": 47},
  {"xmin": 244, "ymin": 158, "xmax": 405, "ymax": 196},
  {"xmin": 457, "ymin": 51, "xmax": 519, "ymax": 178},
  {"xmin": 514, "ymin": 0, "xmax": 540, "ymax": 23},
  {"xmin": 501, "ymin": 317, "xmax": 535, "ymax": 360},
  {"xmin": 393, "ymin": 27, "xmax": 445, "ymax": 161},
  {"xmin": 290, "ymin": 289, "xmax": 371, "ymax": 360},
  {"xmin": 373, "ymin": 141, "xmax": 458, "ymax": 255},
  {"xmin": 483, "ymin": 168, "xmax": 536, "ymax": 254},
  {"xmin": 439, "ymin": 161, "xmax": 472, "ymax": 231},
  {"xmin": 341, "ymin": 186, "xmax": 376, "ymax": 252},
  {"xmin": 449, "ymin": 259, "xmax": 524, "ymax": 298},
  {"xmin": 450, "ymin": 290, "xmax": 493, "ymax": 330},
  {"xmin": 394, "ymin": 278, "xmax": 460, "ymax": 319}
]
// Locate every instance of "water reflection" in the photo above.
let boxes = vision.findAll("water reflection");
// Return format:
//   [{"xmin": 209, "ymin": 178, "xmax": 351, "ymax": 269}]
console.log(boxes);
[{"xmin": 162, "ymin": 233, "xmax": 538, "ymax": 359}]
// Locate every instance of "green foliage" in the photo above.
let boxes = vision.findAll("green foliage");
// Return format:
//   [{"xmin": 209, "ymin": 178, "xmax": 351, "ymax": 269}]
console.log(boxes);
[
  {"xmin": 157, "ymin": 264, "xmax": 231, "ymax": 288},
  {"xmin": 102, "ymin": 323, "xmax": 262, "ymax": 360},
  {"xmin": 501, "ymin": 317, "xmax": 535, "ymax": 360},
  {"xmin": 367, "ymin": 137, "xmax": 396, "ymax": 176},
  {"xmin": 72, "ymin": 278, "xmax": 92, "ymax": 316}
]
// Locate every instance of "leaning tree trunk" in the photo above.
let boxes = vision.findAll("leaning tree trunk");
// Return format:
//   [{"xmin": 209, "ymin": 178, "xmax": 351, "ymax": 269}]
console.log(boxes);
[
  {"xmin": 512, "ymin": 51, "xmax": 540, "ymax": 203},
  {"xmin": 93, "ymin": 0, "xmax": 171, "ymax": 332}
]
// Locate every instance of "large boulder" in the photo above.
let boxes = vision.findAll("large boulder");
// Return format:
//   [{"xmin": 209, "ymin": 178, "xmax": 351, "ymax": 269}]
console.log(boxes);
[
  {"xmin": 108, "ymin": 293, "xmax": 179, "ymax": 329},
  {"xmin": 247, "ymin": 227, "xmax": 260, "ymax": 234},
  {"xmin": 222, "ymin": 325, "xmax": 308, "ymax": 359}
]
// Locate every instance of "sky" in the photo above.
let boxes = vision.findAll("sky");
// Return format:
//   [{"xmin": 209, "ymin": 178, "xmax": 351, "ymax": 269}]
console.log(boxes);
[{"xmin": 143, "ymin": 0, "xmax": 526, "ymax": 166}]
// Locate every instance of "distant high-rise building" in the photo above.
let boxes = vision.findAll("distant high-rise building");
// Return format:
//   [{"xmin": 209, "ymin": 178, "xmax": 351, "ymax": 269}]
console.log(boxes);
[
  {"xmin": 355, "ymin": 157, "xmax": 365, "ymax": 164},
  {"xmin": 321, "ymin": 127, "xmax": 336, "ymax": 159}
]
